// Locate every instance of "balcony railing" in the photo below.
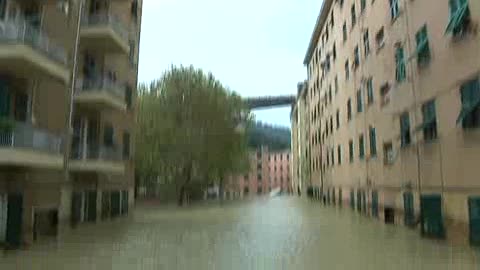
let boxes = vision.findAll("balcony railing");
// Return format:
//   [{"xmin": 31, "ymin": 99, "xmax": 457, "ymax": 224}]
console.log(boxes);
[
  {"xmin": 77, "ymin": 76, "xmax": 126, "ymax": 100},
  {"xmin": 71, "ymin": 143, "xmax": 122, "ymax": 162},
  {"xmin": 82, "ymin": 13, "xmax": 128, "ymax": 42},
  {"xmin": 0, "ymin": 18, "xmax": 68, "ymax": 65},
  {"xmin": 0, "ymin": 122, "xmax": 63, "ymax": 154}
]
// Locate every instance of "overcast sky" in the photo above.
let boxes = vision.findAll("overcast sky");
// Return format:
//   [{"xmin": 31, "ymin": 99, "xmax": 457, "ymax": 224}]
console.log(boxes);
[{"xmin": 138, "ymin": 0, "xmax": 323, "ymax": 127}]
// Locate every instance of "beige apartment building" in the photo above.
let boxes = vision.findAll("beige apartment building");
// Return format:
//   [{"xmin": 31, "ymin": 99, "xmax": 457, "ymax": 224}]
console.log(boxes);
[
  {"xmin": 291, "ymin": 81, "xmax": 311, "ymax": 195},
  {"xmin": 302, "ymin": 0, "xmax": 480, "ymax": 245},
  {"xmin": 0, "ymin": 0, "xmax": 142, "ymax": 248}
]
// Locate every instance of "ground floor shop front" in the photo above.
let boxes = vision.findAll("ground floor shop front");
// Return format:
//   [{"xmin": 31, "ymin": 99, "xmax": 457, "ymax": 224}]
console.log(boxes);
[
  {"xmin": 319, "ymin": 185, "xmax": 480, "ymax": 247},
  {"xmin": 0, "ymin": 169, "xmax": 133, "ymax": 249}
]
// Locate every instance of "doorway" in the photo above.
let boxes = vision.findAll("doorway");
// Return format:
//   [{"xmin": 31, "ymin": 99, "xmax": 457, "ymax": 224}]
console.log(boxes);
[
  {"xmin": 403, "ymin": 192, "xmax": 415, "ymax": 227},
  {"xmin": 371, "ymin": 190, "xmax": 378, "ymax": 218},
  {"xmin": 384, "ymin": 207, "xmax": 395, "ymax": 224},
  {"xmin": 420, "ymin": 194, "xmax": 445, "ymax": 239},
  {"xmin": 33, "ymin": 208, "xmax": 58, "ymax": 242},
  {"xmin": 468, "ymin": 196, "xmax": 480, "ymax": 246}
]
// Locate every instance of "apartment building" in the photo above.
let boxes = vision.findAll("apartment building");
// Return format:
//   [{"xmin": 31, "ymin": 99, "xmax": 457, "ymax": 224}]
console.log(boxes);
[
  {"xmin": 0, "ymin": 0, "xmax": 142, "ymax": 248},
  {"xmin": 303, "ymin": 0, "xmax": 479, "ymax": 245},
  {"xmin": 291, "ymin": 81, "xmax": 311, "ymax": 195},
  {"xmin": 226, "ymin": 147, "xmax": 292, "ymax": 198},
  {"xmin": 268, "ymin": 150, "xmax": 292, "ymax": 194}
]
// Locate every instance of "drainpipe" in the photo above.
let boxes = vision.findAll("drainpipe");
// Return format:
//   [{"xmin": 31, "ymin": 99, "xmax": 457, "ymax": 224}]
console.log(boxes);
[{"xmin": 64, "ymin": 0, "xmax": 84, "ymax": 183}]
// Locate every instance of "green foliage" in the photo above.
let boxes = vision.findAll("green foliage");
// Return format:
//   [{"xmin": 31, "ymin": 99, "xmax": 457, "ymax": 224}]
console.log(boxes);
[
  {"xmin": 247, "ymin": 121, "xmax": 291, "ymax": 151},
  {"xmin": 0, "ymin": 117, "xmax": 15, "ymax": 132},
  {"xmin": 135, "ymin": 65, "xmax": 251, "ymax": 203}
]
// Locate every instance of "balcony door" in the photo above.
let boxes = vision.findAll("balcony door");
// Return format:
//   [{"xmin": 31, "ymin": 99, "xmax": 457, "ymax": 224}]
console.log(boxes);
[{"xmin": 89, "ymin": 0, "xmax": 109, "ymax": 16}]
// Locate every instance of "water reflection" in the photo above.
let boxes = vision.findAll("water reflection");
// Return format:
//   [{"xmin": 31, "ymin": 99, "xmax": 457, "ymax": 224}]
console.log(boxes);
[{"xmin": 0, "ymin": 197, "xmax": 478, "ymax": 269}]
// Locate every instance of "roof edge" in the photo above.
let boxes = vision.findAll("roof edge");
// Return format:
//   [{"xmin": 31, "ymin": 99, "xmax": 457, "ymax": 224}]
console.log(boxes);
[{"xmin": 303, "ymin": 0, "xmax": 334, "ymax": 65}]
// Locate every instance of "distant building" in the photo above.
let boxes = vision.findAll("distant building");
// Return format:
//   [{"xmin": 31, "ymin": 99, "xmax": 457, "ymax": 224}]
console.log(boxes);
[{"xmin": 225, "ymin": 146, "xmax": 291, "ymax": 199}]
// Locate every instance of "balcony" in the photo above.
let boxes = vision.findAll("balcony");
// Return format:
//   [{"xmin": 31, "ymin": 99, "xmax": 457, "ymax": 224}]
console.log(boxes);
[
  {"xmin": 75, "ymin": 77, "xmax": 126, "ymax": 111},
  {"xmin": 70, "ymin": 143, "xmax": 124, "ymax": 174},
  {"xmin": 0, "ymin": 122, "xmax": 63, "ymax": 169},
  {"xmin": 0, "ymin": 19, "xmax": 69, "ymax": 83},
  {"xmin": 80, "ymin": 13, "xmax": 129, "ymax": 54}
]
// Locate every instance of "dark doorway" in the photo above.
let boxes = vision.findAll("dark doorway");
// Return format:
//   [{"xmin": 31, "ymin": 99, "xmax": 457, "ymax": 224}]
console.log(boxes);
[
  {"xmin": 33, "ymin": 209, "xmax": 58, "ymax": 241},
  {"xmin": 420, "ymin": 194, "xmax": 445, "ymax": 239},
  {"xmin": 101, "ymin": 191, "xmax": 111, "ymax": 220},
  {"xmin": 468, "ymin": 196, "xmax": 480, "ymax": 246},
  {"xmin": 111, "ymin": 191, "xmax": 121, "ymax": 218},
  {"xmin": 71, "ymin": 192, "xmax": 82, "ymax": 226},
  {"xmin": 356, "ymin": 190, "xmax": 362, "ymax": 212},
  {"xmin": 350, "ymin": 190, "xmax": 355, "ymax": 209},
  {"xmin": 121, "ymin": 190, "xmax": 129, "ymax": 215},
  {"xmin": 6, "ymin": 193, "xmax": 23, "ymax": 248},
  {"xmin": 371, "ymin": 190, "xmax": 378, "ymax": 218},
  {"xmin": 338, "ymin": 188, "xmax": 343, "ymax": 207},
  {"xmin": 86, "ymin": 191, "xmax": 97, "ymax": 222},
  {"xmin": 403, "ymin": 192, "xmax": 415, "ymax": 227},
  {"xmin": 384, "ymin": 207, "xmax": 395, "ymax": 224}
]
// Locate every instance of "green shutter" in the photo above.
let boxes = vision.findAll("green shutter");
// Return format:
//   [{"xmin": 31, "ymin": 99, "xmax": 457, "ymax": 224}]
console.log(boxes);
[
  {"xmin": 0, "ymin": 80, "xmax": 10, "ymax": 117},
  {"xmin": 357, "ymin": 90, "xmax": 363, "ymax": 112},
  {"xmin": 370, "ymin": 127, "xmax": 377, "ymax": 156},
  {"xmin": 359, "ymin": 135, "xmax": 365, "ymax": 159},
  {"xmin": 457, "ymin": 79, "xmax": 480, "ymax": 125},
  {"xmin": 367, "ymin": 79, "xmax": 374, "ymax": 104},
  {"xmin": 445, "ymin": 0, "xmax": 470, "ymax": 35},
  {"xmin": 468, "ymin": 196, "xmax": 480, "ymax": 246},
  {"xmin": 396, "ymin": 47, "xmax": 406, "ymax": 82},
  {"xmin": 411, "ymin": 25, "xmax": 430, "ymax": 64}
]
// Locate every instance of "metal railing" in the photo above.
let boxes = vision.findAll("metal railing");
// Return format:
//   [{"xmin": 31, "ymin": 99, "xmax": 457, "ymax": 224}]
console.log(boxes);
[
  {"xmin": 0, "ymin": 122, "xmax": 63, "ymax": 154},
  {"xmin": 82, "ymin": 13, "xmax": 128, "ymax": 42},
  {"xmin": 77, "ymin": 76, "xmax": 126, "ymax": 100},
  {"xmin": 0, "ymin": 18, "xmax": 68, "ymax": 65},
  {"xmin": 71, "ymin": 142, "xmax": 122, "ymax": 162}
]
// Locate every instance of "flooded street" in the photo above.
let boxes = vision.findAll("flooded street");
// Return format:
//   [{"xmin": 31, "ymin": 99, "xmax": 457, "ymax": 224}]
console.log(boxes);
[{"xmin": 1, "ymin": 196, "xmax": 479, "ymax": 269}]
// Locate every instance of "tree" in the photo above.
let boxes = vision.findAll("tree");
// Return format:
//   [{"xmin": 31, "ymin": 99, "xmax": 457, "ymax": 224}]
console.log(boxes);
[{"xmin": 136, "ymin": 65, "xmax": 251, "ymax": 205}]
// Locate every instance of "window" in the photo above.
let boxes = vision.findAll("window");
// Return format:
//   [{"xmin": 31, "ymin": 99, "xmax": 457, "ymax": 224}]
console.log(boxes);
[
  {"xmin": 104, "ymin": 124, "xmax": 114, "ymax": 147},
  {"xmin": 383, "ymin": 142, "xmax": 394, "ymax": 164},
  {"xmin": 359, "ymin": 134, "xmax": 365, "ymax": 159},
  {"xmin": 347, "ymin": 98, "xmax": 352, "ymax": 121},
  {"xmin": 349, "ymin": 140, "xmax": 354, "ymax": 163},
  {"xmin": 328, "ymin": 86, "xmax": 332, "ymax": 103},
  {"xmin": 422, "ymin": 100, "xmax": 437, "ymax": 141},
  {"xmin": 244, "ymin": 175, "xmax": 249, "ymax": 180},
  {"xmin": 363, "ymin": 30, "xmax": 370, "ymax": 56},
  {"xmin": 335, "ymin": 76, "xmax": 339, "ymax": 94},
  {"xmin": 400, "ymin": 112, "xmax": 411, "ymax": 147},
  {"xmin": 369, "ymin": 127, "xmax": 377, "ymax": 157},
  {"xmin": 343, "ymin": 22, "xmax": 347, "ymax": 42},
  {"xmin": 414, "ymin": 25, "xmax": 431, "ymax": 66},
  {"xmin": 340, "ymin": 0, "xmax": 344, "ymax": 8},
  {"xmin": 330, "ymin": 11, "xmax": 334, "ymax": 27},
  {"xmin": 125, "ymin": 86, "xmax": 133, "ymax": 109},
  {"xmin": 380, "ymin": 83, "xmax": 391, "ymax": 106},
  {"xmin": 123, "ymin": 132, "xmax": 130, "ymax": 159},
  {"xmin": 330, "ymin": 116, "xmax": 334, "ymax": 133},
  {"xmin": 0, "ymin": 0, "xmax": 6, "ymax": 20},
  {"xmin": 345, "ymin": 60, "xmax": 350, "ymax": 80},
  {"xmin": 336, "ymin": 109, "xmax": 340, "ymax": 129},
  {"xmin": 14, "ymin": 92, "xmax": 28, "ymax": 122},
  {"xmin": 0, "ymin": 81, "xmax": 10, "ymax": 117},
  {"xmin": 353, "ymin": 46, "xmax": 360, "ymax": 68},
  {"xmin": 458, "ymin": 79, "xmax": 480, "ymax": 129},
  {"xmin": 131, "ymin": 0, "xmax": 138, "ymax": 20},
  {"xmin": 395, "ymin": 46, "xmax": 406, "ymax": 83},
  {"xmin": 257, "ymin": 187, "xmax": 262, "ymax": 194},
  {"xmin": 361, "ymin": 0, "xmax": 366, "ymax": 13},
  {"xmin": 367, "ymin": 78, "xmax": 374, "ymax": 104},
  {"xmin": 337, "ymin": 145, "xmax": 342, "ymax": 165},
  {"xmin": 331, "ymin": 149, "xmax": 335, "ymax": 166},
  {"xmin": 258, "ymin": 174, "xmax": 262, "ymax": 181},
  {"xmin": 244, "ymin": 187, "xmax": 249, "ymax": 194},
  {"xmin": 446, "ymin": 0, "xmax": 471, "ymax": 36},
  {"xmin": 287, "ymin": 154, "xmax": 289, "ymax": 160},
  {"xmin": 376, "ymin": 27, "xmax": 385, "ymax": 50},
  {"xmin": 351, "ymin": 4, "xmax": 356, "ymax": 27},
  {"xmin": 129, "ymin": 40, "xmax": 136, "ymax": 66},
  {"xmin": 390, "ymin": 0, "xmax": 399, "ymax": 20},
  {"xmin": 326, "ymin": 150, "xmax": 330, "ymax": 166},
  {"xmin": 357, "ymin": 89, "xmax": 363, "ymax": 113},
  {"xmin": 332, "ymin": 43, "xmax": 337, "ymax": 60}
]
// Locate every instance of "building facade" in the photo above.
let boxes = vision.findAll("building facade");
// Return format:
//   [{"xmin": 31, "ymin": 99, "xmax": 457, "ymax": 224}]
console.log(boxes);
[
  {"xmin": 291, "ymin": 81, "xmax": 311, "ymax": 195},
  {"xmin": 0, "ymin": 0, "xmax": 142, "ymax": 247},
  {"xmin": 226, "ymin": 147, "xmax": 292, "ymax": 198},
  {"xmin": 302, "ymin": 0, "xmax": 480, "ymax": 245}
]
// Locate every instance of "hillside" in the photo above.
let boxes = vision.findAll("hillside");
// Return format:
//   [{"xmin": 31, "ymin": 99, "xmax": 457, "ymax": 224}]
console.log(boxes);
[{"xmin": 247, "ymin": 122, "xmax": 291, "ymax": 151}]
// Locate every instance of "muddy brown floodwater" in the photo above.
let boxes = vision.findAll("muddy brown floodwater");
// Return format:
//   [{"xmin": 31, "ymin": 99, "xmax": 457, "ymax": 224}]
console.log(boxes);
[{"xmin": 1, "ymin": 196, "xmax": 479, "ymax": 269}]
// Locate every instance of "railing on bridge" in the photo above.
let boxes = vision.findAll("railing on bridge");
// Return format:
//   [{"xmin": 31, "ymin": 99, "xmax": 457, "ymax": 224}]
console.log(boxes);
[{"xmin": 244, "ymin": 95, "xmax": 296, "ymax": 109}]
